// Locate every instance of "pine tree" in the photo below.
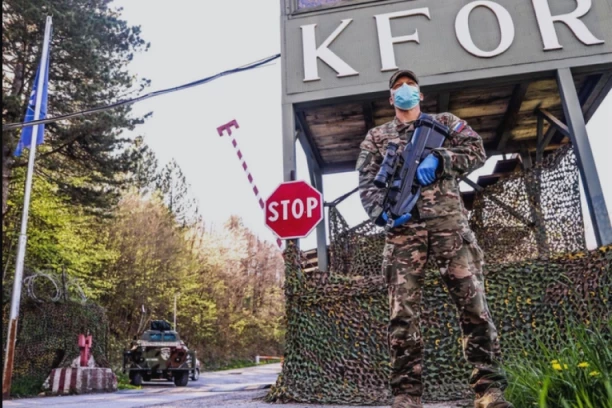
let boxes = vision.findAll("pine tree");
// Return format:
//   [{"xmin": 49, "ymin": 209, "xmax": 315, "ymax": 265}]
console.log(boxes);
[
  {"xmin": 2, "ymin": 0, "xmax": 151, "ymax": 221},
  {"xmin": 156, "ymin": 160, "xmax": 198, "ymax": 227},
  {"xmin": 127, "ymin": 136, "xmax": 159, "ymax": 195}
]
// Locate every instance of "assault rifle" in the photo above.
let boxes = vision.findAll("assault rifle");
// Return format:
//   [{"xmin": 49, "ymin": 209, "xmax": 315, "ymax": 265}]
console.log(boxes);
[{"xmin": 374, "ymin": 114, "xmax": 450, "ymax": 230}]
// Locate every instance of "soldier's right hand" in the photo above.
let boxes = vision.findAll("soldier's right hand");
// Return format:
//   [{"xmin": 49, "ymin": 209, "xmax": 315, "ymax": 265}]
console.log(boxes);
[{"xmin": 382, "ymin": 212, "xmax": 412, "ymax": 229}]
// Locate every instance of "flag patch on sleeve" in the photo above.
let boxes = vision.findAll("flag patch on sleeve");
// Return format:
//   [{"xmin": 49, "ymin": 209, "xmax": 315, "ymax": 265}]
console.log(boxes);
[{"xmin": 453, "ymin": 121, "xmax": 466, "ymax": 133}]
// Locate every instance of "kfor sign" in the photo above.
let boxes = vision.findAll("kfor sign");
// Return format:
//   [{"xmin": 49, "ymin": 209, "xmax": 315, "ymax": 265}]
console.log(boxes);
[{"xmin": 265, "ymin": 181, "xmax": 323, "ymax": 240}]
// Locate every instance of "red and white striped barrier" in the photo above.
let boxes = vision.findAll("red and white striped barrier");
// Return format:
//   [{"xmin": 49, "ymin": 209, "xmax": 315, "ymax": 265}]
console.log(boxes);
[
  {"xmin": 43, "ymin": 367, "xmax": 117, "ymax": 395},
  {"xmin": 217, "ymin": 119, "xmax": 283, "ymax": 250}
]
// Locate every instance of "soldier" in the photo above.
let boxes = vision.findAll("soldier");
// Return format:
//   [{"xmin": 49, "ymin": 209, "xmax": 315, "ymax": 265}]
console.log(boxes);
[{"xmin": 356, "ymin": 70, "xmax": 513, "ymax": 408}]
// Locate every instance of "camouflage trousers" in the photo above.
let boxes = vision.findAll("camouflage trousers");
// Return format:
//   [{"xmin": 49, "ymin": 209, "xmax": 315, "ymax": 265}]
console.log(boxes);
[{"xmin": 383, "ymin": 214, "xmax": 507, "ymax": 397}]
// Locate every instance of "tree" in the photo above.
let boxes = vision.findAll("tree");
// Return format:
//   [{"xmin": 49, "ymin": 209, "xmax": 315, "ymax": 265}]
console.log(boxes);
[
  {"xmin": 156, "ymin": 159, "xmax": 198, "ymax": 227},
  {"xmin": 126, "ymin": 136, "xmax": 160, "ymax": 195},
  {"xmin": 96, "ymin": 192, "xmax": 187, "ymax": 338},
  {"xmin": 1, "ymin": 168, "xmax": 116, "ymax": 294},
  {"xmin": 2, "ymin": 0, "xmax": 151, "ymax": 221}
]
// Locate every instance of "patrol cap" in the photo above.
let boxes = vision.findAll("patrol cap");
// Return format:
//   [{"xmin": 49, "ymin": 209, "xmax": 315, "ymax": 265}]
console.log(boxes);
[{"xmin": 389, "ymin": 70, "xmax": 419, "ymax": 89}]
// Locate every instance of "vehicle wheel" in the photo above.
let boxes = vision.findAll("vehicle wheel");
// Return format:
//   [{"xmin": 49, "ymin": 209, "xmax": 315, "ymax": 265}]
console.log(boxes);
[
  {"xmin": 173, "ymin": 371, "xmax": 189, "ymax": 387},
  {"xmin": 190, "ymin": 368, "xmax": 199, "ymax": 381},
  {"xmin": 130, "ymin": 372, "xmax": 143, "ymax": 386},
  {"xmin": 143, "ymin": 374, "xmax": 152, "ymax": 382}
]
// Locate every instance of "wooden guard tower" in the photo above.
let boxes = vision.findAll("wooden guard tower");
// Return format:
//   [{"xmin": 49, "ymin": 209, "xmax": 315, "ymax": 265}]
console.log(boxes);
[{"xmin": 280, "ymin": 0, "xmax": 612, "ymax": 270}]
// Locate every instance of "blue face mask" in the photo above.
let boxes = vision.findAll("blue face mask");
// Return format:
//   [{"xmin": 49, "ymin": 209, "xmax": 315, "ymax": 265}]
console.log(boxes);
[{"xmin": 392, "ymin": 83, "xmax": 421, "ymax": 110}]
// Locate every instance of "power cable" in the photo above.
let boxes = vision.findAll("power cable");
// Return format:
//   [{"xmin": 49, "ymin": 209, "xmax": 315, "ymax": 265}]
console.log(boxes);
[{"xmin": 2, "ymin": 53, "xmax": 281, "ymax": 132}]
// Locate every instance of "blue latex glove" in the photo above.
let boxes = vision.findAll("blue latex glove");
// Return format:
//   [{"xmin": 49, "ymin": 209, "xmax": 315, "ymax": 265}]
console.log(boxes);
[
  {"xmin": 417, "ymin": 154, "xmax": 439, "ymax": 186},
  {"xmin": 382, "ymin": 211, "xmax": 412, "ymax": 228}
]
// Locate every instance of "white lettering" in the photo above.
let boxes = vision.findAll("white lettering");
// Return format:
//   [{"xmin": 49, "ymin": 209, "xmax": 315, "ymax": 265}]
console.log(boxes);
[
  {"xmin": 455, "ymin": 1, "xmax": 515, "ymax": 58},
  {"xmin": 532, "ymin": 0, "xmax": 604, "ymax": 51},
  {"xmin": 280, "ymin": 200, "xmax": 291, "ymax": 220},
  {"xmin": 301, "ymin": 19, "xmax": 359, "ymax": 82},
  {"xmin": 268, "ymin": 202, "xmax": 279, "ymax": 222},
  {"xmin": 374, "ymin": 8, "xmax": 431, "ymax": 71},
  {"xmin": 307, "ymin": 197, "xmax": 318, "ymax": 218},
  {"xmin": 292, "ymin": 199, "xmax": 305, "ymax": 219}
]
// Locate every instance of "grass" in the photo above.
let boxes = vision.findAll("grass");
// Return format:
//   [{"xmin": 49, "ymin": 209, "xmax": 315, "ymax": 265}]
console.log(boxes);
[
  {"xmin": 503, "ymin": 317, "xmax": 612, "ymax": 408},
  {"xmin": 206, "ymin": 358, "xmax": 281, "ymax": 371},
  {"xmin": 115, "ymin": 371, "xmax": 141, "ymax": 390}
]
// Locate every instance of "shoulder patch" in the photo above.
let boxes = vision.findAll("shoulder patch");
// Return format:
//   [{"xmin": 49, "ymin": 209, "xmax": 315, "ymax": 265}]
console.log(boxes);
[
  {"xmin": 452, "ymin": 120, "xmax": 466, "ymax": 133},
  {"xmin": 356, "ymin": 150, "xmax": 372, "ymax": 171}
]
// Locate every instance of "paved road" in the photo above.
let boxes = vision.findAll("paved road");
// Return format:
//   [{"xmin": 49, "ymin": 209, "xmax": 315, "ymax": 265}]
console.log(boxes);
[
  {"xmin": 3, "ymin": 363, "xmax": 281, "ymax": 408},
  {"xmin": 3, "ymin": 363, "xmax": 469, "ymax": 408}
]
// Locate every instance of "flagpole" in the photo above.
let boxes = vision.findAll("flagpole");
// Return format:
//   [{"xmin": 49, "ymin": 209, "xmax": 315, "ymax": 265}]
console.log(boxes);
[{"xmin": 2, "ymin": 16, "xmax": 53, "ymax": 400}]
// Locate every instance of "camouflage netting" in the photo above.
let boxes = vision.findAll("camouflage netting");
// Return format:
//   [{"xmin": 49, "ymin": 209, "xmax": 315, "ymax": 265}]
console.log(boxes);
[
  {"xmin": 471, "ymin": 145, "xmax": 586, "ymax": 263},
  {"xmin": 266, "ymin": 147, "xmax": 611, "ymax": 404},
  {"xmin": 2, "ymin": 272, "xmax": 109, "ymax": 393}
]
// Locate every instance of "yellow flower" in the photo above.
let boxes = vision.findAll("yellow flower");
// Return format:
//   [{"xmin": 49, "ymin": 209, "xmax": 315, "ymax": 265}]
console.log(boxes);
[
  {"xmin": 564, "ymin": 364, "xmax": 568, "ymax": 369},
  {"xmin": 589, "ymin": 371, "xmax": 600, "ymax": 377},
  {"xmin": 578, "ymin": 362, "xmax": 589, "ymax": 368},
  {"xmin": 551, "ymin": 360, "xmax": 559, "ymax": 364},
  {"xmin": 552, "ymin": 363, "xmax": 563, "ymax": 371}
]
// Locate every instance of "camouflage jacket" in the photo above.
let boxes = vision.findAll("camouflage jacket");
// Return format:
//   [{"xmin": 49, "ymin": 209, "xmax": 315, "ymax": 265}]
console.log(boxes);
[{"xmin": 357, "ymin": 113, "xmax": 486, "ymax": 222}]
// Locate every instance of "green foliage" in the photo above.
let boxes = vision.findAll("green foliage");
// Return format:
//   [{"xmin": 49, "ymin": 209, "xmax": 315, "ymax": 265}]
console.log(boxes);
[
  {"xmin": 2, "ymin": 0, "xmax": 151, "ymax": 218},
  {"xmin": 115, "ymin": 372, "xmax": 141, "ymax": 390},
  {"xmin": 504, "ymin": 318, "xmax": 612, "ymax": 408},
  {"xmin": 2, "ymin": 168, "xmax": 116, "ymax": 292},
  {"xmin": 1, "ymin": 2, "xmax": 285, "ymax": 396},
  {"xmin": 156, "ymin": 159, "xmax": 199, "ymax": 226},
  {"xmin": 1, "ymin": 300, "xmax": 110, "ymax": 397},
  {"xmin": 207, "ymin": 359, "xmax": 281, "ymax": 371},
  {"xmin": 96, "ymin": 197, "xmax": 285, "ymax": 369},
  {"xmin": 9, "ymin": 374, "xmax": 46, "ymax": 398}
]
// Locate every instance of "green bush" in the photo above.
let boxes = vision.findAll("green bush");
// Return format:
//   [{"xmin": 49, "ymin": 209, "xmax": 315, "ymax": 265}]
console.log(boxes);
[
  {"xmin": 203, "ymin": 358, "xmax": 280, "ymax": 371},
  {"xmin": 115, "ymin": 371, "xmax": 141, "ymax": 390},
  {"xmin": 9, "ymin": 374, "xmax": 46, "ymax": 398},
  {"xmin": 504, "ymin": 318, "xmax": 612, "ymax": 408}
]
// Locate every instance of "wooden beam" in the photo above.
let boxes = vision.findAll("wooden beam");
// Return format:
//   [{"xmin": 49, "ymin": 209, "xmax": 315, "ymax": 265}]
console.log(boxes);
[
  {"xmin": 362, "ymin": 101, "xmax": 375, "ymax": 133},
  {"xmin": 295, "ymin": 111, "xmax": 325, "ymax": 170},
  {"xmin": 536, "ymin": 115, "xmax": 544, "ymax": 164},
  {"xmin": 579, "ymin": 74, "xmax": 603, "ymax": 114},
  {"xmin": 485, "ymin": 138, "xmax": 567, "ymax": 156},
  {"xmin": 535, "ymin": 108, "xmax": 571, "ymax": 138},
  {"xmin": 541, "ymin": 74, "xmax": 604, "ymax": 148},
  {"xmin": 520, "ymin": 145, "xmax": 533, "ymax": 170},
  {"xmin": 584, "ymin": 73, "xmax": 612, "ymax": 120},
  {"xmin": 495, "ymin": 82, "xmax": 529, "ymax": 151},
  {"xmin": 323, "ymin": 160, "xmax": 356, "ymax": 174},
  {"xmin": 437, "ymin": 92, "xmax": 450, "ymax": 113}
]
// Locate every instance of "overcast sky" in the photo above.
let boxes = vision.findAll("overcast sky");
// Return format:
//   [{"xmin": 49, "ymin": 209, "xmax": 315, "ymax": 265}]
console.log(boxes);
[{"xmin": 114, "ymin": 0, "xmax": 611, "ymax": 251}]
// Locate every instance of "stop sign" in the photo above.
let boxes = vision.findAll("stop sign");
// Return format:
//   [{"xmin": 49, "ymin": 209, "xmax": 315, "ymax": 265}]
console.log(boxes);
[{"xmin": 264, "ymin": 181, "xmax": 323, "ymax": 240}]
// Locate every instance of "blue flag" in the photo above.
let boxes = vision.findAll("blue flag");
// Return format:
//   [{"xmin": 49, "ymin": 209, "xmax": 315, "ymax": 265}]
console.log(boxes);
[{"xmin": 14, "ymin": 54, "xmax": 50, "ymax": 157}]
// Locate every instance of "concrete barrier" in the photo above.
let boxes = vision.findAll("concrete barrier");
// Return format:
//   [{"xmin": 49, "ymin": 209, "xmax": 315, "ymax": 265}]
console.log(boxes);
[{"xmin": 42, "ymin": 367, "xmax": 117, "ymax": 395}]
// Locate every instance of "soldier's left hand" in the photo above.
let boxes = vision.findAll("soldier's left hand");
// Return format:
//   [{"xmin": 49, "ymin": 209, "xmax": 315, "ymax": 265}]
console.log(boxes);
[{"xmin": 417, "ymin": 154, "xmax": 439, "ymax": 186}]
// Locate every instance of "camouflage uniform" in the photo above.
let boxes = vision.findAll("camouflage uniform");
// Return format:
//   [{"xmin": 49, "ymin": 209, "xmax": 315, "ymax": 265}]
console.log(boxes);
[{"xmin": 357, "ymin": 114, "xmax": 508, "ymax": 398}]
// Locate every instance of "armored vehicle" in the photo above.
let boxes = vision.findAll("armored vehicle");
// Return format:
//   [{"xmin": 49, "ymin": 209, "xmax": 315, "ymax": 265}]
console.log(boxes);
[{"xmin": 123, "ymin": 320, "xmax": 197, "ymax": 386}]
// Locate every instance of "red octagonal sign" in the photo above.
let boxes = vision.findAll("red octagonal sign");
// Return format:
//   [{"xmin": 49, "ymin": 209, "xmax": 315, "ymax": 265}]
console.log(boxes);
[{"xmin": 265, "ymin": 180, "xmax": 323, "ymax": 240}]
